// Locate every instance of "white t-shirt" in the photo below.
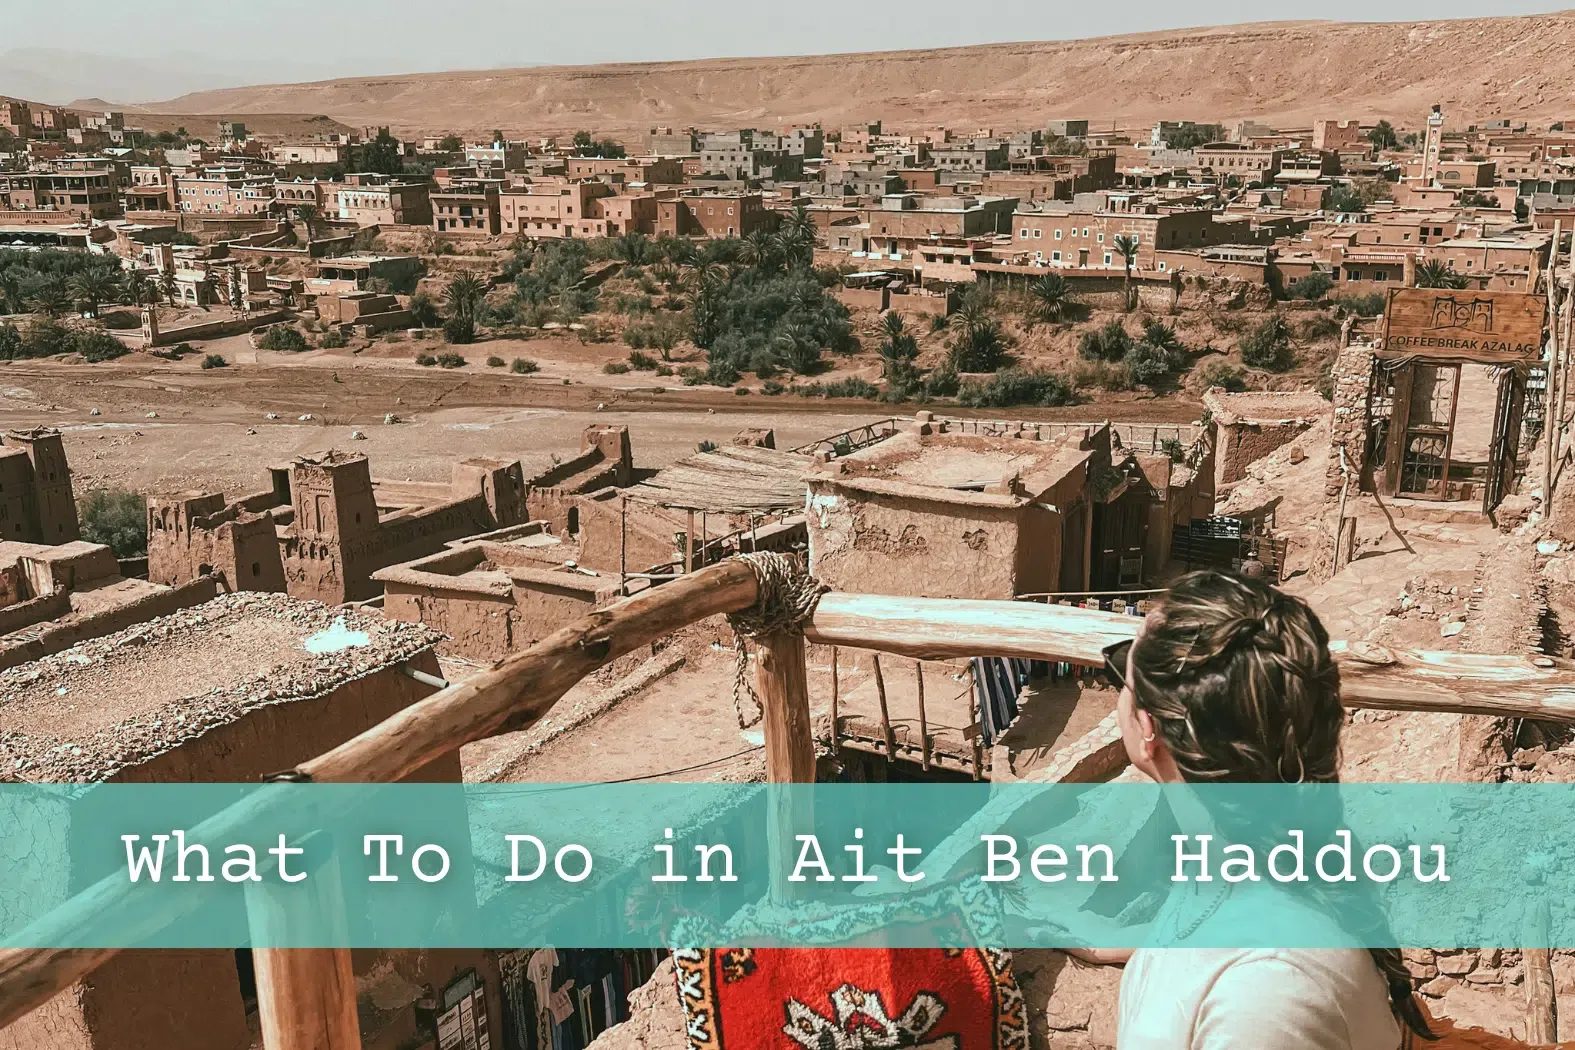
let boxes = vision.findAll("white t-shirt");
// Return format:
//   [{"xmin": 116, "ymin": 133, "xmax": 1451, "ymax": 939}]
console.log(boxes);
[
  {"xmin": 1118, "ymin": 947, "xmax": 1401, "ymax": 1050},
  {"xmin": 1117, "ymin": 882, "xmax": 1401, "ymax": 1050}
]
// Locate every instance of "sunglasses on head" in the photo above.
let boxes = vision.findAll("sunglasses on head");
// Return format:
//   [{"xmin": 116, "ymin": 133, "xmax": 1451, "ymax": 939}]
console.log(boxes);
[{"xmin": 1101, "ymin": 639, "xmax": 1133, "ymax": 690}]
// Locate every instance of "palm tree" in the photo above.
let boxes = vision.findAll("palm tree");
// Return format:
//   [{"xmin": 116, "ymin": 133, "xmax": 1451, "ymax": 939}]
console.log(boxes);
[
  {"xmin": 443, "ymin": 272, "xmax": 488, "ymax": 343},
  {"xmin": 159, "ymin": 269, "xmax": 178, "ymax": 307},
  {"xmin": 0, "ymin": 271, "xmax": 23, "ymax": 315},
  {"xmin": 123, "ymin": 268, "xmax": 151, "ymax": 309},
  {"xmin": 877, "ymin": 312, "xmax": 918, "ymax": 377},
  {"xmin": 66, "ymin": 268, "xmax": 120, "ymax": 318},
  {"xmin": 739, "ymin": 229, "xmax": 780, "ymax": 272},
  {"xmin": 777, "ymin": 206, "xmax": 818, "ymax": 268},
  {"xmin": 613, "ymin": 231, "xmax": 649, "ymax": 266},
  {"xmin": 1113, "ymin": 234, "xmax": 1140, "ymax": 311},
  {"xmin": 1415, "ymin": 258, "xmax": 1468, "ymax": 289},
  {"xmin": 27, "ymin": 280, "xmax": 71, "ymax": 318},
  {"xmin": 1025, "ymin": 273, "xmax": 1070, "ymax": 328},
  {"xmin": 294, "ymin": 204, "xmax": 321, "ymax": 244},
  {"xmin": 947, "ymin": 286, "xmax": 995, "ymax": 337}
]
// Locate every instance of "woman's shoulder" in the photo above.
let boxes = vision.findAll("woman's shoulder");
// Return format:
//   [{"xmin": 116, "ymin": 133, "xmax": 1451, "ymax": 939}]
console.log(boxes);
[{"xmin": 1123, "ymin": 949, "xmax": 1398, "ymax": 1050}]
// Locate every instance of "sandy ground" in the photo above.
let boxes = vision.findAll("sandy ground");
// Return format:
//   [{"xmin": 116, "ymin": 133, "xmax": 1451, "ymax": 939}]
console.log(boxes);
[{"xmin": 0, "ymin": 351, "xmax": 1200, "ymax": 496}]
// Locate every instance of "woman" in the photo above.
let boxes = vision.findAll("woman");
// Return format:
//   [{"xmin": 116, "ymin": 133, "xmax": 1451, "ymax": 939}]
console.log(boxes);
[{"xmin": 1105, "ymin": 570, "xmax": 1433, "ymax": 1049}]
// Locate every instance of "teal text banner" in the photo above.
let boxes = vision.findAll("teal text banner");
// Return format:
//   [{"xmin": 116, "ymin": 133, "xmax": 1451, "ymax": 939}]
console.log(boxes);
[{"xmin": 0, "ymin": 782, "xmax": 1566, "ymax": 950}]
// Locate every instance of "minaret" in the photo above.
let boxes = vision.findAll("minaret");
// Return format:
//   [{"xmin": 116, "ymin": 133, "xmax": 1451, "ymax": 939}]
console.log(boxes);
[{"xmin": 1420, "ymin": 104, "xmax": 1445, "ymax": 186}]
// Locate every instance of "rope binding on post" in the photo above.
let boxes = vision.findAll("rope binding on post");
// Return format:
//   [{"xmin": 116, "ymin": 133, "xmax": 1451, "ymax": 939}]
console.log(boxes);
[{"xmin": 724, "ymin": 552, "xmax": 828, "ymax": 728}]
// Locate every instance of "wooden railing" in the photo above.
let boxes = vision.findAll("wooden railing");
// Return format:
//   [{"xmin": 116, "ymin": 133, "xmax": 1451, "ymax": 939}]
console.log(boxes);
[{"xmin": 4, "ymin": 559, "xmax": 1575, "ymax": 1044}]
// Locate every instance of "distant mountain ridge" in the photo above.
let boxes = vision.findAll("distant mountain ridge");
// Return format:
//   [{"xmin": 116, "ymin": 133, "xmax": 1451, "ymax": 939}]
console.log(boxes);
[{"xmin": 121, "ymin": 13, "xmax": 1575, "ymax": 136}]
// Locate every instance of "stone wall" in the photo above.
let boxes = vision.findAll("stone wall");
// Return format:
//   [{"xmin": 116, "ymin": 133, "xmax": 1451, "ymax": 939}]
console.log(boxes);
[{"xmin": 1326, "ymin": 342, "xmax": 1376, "ymax": 500}]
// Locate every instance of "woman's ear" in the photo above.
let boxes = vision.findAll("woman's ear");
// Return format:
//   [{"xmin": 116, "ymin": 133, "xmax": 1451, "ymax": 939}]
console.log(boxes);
[{"xmin": 1135, "ymin": 707, "xmax": 1158, "ymax": 756}]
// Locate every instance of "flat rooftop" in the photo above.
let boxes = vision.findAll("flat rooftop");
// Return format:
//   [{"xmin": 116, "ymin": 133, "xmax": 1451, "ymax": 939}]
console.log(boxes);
[
  {"xmin": 830, "ymin": 429, "xmax": 1090, "ymax": 493},
  {"xmin": 1204, "ymin": 389, "xmax": 1330, "ymax": 424},
  {"xmin": 0, "ymin": 592, "xmax": 440, "ymax": 782}
]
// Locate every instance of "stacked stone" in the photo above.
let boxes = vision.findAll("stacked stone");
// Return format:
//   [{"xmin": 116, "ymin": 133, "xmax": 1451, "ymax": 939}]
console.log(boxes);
[{"xmin": 1326, "ymin": 343, "xmax": 1376, "ymax": 500}]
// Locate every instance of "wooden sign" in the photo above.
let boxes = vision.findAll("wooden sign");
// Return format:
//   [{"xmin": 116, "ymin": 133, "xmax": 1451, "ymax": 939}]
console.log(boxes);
[{"xmin": 1381, "ymin": 288, "xmax": 1547, "ymax": 363}]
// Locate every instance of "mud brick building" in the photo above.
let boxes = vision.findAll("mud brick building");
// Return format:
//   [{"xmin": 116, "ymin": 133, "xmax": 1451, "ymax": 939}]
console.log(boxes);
[
  {"xmin": 0, "ymin": 595, "xmax": 500, "ymax": 1050},
  {"xmin": 1205, "ymin": 389, "xmax": 1329, "ymax": 489},
  {"xmin": 375, "ymin": 523, "xmax": 621, "ymax": 660},
  {"xmin": 149, "ymin": 451, "xmax": 528, "ymax": 604},
  {"xmin": 0, "ymin": 428, "xmax": 79, "ymax": 546}
]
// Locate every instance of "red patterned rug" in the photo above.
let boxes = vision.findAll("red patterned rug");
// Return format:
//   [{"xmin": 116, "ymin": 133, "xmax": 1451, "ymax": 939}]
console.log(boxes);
[{"xmin": 673, "ymin": 948, "xmax": 1027, "ymax": 1050}]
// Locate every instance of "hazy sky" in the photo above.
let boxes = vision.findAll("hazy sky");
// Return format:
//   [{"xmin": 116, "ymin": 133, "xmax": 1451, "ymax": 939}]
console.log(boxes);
[{"xmin": 3, "ymin": 0, "xmax": 1570, "ymax": 88}]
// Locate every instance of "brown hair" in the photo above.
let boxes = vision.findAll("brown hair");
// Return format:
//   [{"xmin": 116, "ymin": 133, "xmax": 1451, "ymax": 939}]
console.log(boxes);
[{"xmin": 1128, "ymin": 570, "xmax": 1434, "ymax": 1040}]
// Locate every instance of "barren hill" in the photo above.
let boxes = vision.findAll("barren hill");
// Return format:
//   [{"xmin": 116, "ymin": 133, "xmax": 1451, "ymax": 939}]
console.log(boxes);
[{"xmin": 136, "ymin": 13, "xmax": 1575, "ymax": 138}]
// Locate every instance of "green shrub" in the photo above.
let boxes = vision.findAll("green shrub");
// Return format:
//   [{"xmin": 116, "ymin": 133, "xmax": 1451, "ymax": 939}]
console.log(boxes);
[
  {"xmin": 761, "ymin": 379, "xmax": 785, "ymax": 395},
  {"xmin": 1078, "ymin": 319, "xmax": 1131, "ymax": 362},
  {"xmin": 319, "ymin": 328, "xmax": 348, "ymax": 349},
  {"xmin": 1332, "ymin": 293, "xmax": 1386, "ymax": 317},
  {"xmin": 603, "ymin": 361, "xmax": 631, "ymax": 374},
  {"xmin": 486, "ymin": 355, "xmax": 506, "ymax": 367},
  {"xmin": 437, "ymin": 352, "xmax": 466, "ymax": 368},
  {"xmin": 627, "ymin": 350, "xmax": 657, "ymax": 370},
  {"xmin": 677, "ymin": 365, "xmax": 705, "ymax": 386},
  {"xmin": 1298, "ymin": 315, "xmax": 1343, "ymax": 342},
  {"xmin": 1071, "ymin": 360, "xmax": 1134, "ymax": 392},
  {"xmin": 734, "ymin": 386, "xmax": 750, "ymax": 395},
  {"xmin": 822, "ymin": 377, "xmax": 880, "ymax": 399},
  {"xmin": 1240, "ymin": 316, "xmax": 1293, "ymax": 371},
  {"xmin": 443, "ymin": 316, "xmax": 475, "ymax": 344},
  {"xmin": 0, "ymin": 323, "xmax": 18, "ymax": 360},
  {"xmin": 75, "ymin": 331, "xmax": 129, "ymax": 363},
  {"xmin": 1287, "ymin": 272, "xmax": 1334, "ymax": 301},
  {"xmin": 1197, "ymin": 360, "xmax": 1247, "ymax": 392},
  {"xmin": 510, "ymin": 357, "xmax": 539, "ymax": 374},
  {"xmin": 654, "ymin": 363, "xmax": 673, "ymax": 376},
  {"xmin": 258, "ymin": 325, "xmax": 309, "ymax": 352},
  {"xmin": 415, "ymin": 353, "xmax": 438, "ymax": 366},
  {"xmin": 79, "ymin": 488, "xmax": 146, "ymax": 558},
  {"xmin": 959, "ymin": 368, "xmax": 1077, "ymax": 408},
  {"xmin": 200, "ymin": 354, "xmax": 227, "ymax": 369}
]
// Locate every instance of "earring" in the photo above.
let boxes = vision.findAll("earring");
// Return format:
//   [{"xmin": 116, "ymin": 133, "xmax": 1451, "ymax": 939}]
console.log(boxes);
[{"xmin": 1142, "ymin": 732, "xmax": 1156, "ymax": 742}]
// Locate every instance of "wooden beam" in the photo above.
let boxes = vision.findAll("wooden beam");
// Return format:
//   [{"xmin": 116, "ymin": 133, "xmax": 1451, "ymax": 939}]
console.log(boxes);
[
  {"xmin": 871, "ymin": 653, "xmax": 896, "ymax": 760},
  {"xmin": 915, "ymin": 660, "xmax": 931, "ymax": 772},
  {"xmin": 1333, "ymin": 643, "xmax": 1575, "ymax": 722},
  {"xmin": 757, "ymin": 630, "xmax": 815, "ymax": 785},
  {"xmin": 246, "ymin": 844, "xmax": 359, "ymax": 1050},
  {"xmin": 1525, "ymin": 897, "xmax": 1556, "ymax": 1045},
  {"xmin": 806, "ymin": 592, "xmax": 1138, "ymax": 665},
  {"xmin": 828, "ymin": 646, "xmax": 840, "ymax": 761}
]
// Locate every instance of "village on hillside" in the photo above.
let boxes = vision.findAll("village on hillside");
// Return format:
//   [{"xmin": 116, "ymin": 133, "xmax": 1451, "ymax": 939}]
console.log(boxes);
[{"xmin": 3, "ymin": 66, "xmax": 1575, "ymax": 1050}]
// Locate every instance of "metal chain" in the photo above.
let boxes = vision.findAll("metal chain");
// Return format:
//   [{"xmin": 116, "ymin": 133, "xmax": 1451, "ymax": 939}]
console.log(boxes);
[{"xmin": 724, "ymin": 552, "xmax": 828, "ymax": 729}]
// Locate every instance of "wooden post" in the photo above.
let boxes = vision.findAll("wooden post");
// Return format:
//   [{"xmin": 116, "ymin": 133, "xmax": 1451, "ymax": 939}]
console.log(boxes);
[
  {"xmin": 619, "ymin": 496, "xmax": 628, "ymax": 594},
  {"xmin": 1525, "ymin": 896, "xmax": 1556, "ymax": 1045},
  {"xmin": 754, "ymin": 628, "xmax": 815, "ymax": 903},
  {"xmin": 245, "ymin": 843, "xmax": 360, "ymax": 1050},
  {"xmin": 828, "ymin": 645, "xmax": 840, "ymax": 761},
  {"xmin": 700, "ymin": 512, "xmax": 708, "ymax": 569},
  {"xmin": 1561, "ymin": 273, "xmax": 1575, "ymax": 470},
  {"xmin": 756, "ymin": 630, "xmax": 815, "ymax": 784},
  {"xmin": 914, "ymin": 659, "xmax": 931, "ymax": 772},
  {"xmin": 872, "ymin": 653, "xmax": 895, "ymax": 761},
  {"xmin": 684, "ymin": 509, "xmax": 694, "ymax": 574},
  {"xmin": 967, "ymin": 662, "xmax": 983, "ymax": 781},
  {"xmin": 1545, "ymin": 220, "xmax": 1562, "ymax": 514}
]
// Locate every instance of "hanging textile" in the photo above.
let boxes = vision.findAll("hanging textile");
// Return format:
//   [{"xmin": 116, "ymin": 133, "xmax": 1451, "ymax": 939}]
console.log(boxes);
[
  {"xmin": 972, "ymin": 657, "xmax": 1031, "ymax": 747},
  {"xmin": 674, "ymin": 947, "xmax": 1026, "ymax": 1050}
]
